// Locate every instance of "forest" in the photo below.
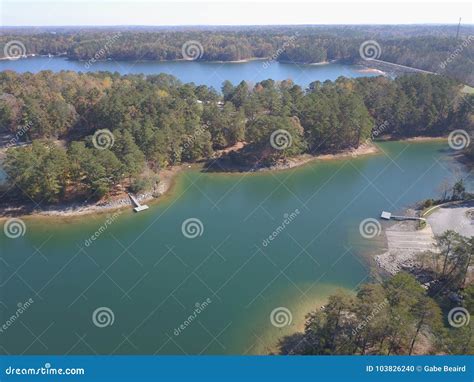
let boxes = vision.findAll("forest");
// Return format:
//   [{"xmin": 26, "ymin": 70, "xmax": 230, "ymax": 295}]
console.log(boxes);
[
  {"xmin": 278, "ymin": 231, "xmax": 473, "ymax": 355},
  {"xmin": 1, "ymin": 25, "xmax": 473, "ymax": 85},
  {"xmin": 0, "ymin": 70, "xmax": 472, "ymax": 205}
]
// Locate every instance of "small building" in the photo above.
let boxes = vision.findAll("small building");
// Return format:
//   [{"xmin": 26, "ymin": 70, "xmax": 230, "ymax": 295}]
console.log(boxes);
[{"xmin": 381, "ymin": 211, "xmax": 392, "ymax": 220}]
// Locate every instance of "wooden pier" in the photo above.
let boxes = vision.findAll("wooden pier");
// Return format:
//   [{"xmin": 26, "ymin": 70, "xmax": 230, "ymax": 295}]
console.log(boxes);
[
  {"xmin": 380, "ymin": 211, "xmax": 425, "ymax": 221},
  {"xmin": 128, "ymin": 193, "xmax": 149, "ymax": 212}
]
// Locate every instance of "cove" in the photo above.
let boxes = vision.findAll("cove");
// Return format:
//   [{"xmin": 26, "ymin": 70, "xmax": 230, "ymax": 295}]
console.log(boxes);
[
  {"xmin": 0, "ymin": 141, "xmax": 471, "ymax": 355},
  {"xmin": 0, "ymin": 57, "xmax": 380, "ymax": 90}
]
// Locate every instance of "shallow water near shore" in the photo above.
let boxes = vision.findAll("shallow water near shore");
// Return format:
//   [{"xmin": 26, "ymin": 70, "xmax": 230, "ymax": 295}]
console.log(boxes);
[{"xmin": 0, "ymin": 141, "xmax": 471, "ymax": 354}]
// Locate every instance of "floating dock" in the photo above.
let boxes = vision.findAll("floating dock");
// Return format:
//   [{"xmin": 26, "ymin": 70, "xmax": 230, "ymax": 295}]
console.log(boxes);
[
  {"xmin": 128, "ymin": 193, "xmax": 149, "ymax": 212},
  {"xmin": 380, "ymin": 211, "xmax": 425, "ymax": 221}
]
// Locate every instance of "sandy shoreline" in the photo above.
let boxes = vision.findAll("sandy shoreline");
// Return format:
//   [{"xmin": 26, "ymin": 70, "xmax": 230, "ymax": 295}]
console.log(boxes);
[
  {"xmin": 265, "ymin": 142, "xmax": 379, "ymax": 171},
  {"xmin": 355, "ymin": 67, "xmax": 387, "ymax": 76},
  {"xmin": 207, "ymin": 57, "xmax": 268, "ymax": 64},
  {"xmin": 397, "ymin": 136, "xmax": 448, "ymax": 142},
  {"xmin": 372, "ymin": 135, "xmax": 448, "ymax": 144},
  {"xmin": 0, "ymin": 142, "xmax": 380, "ymax": 219},
  {"xmin": 308, "ymin": 61, "xmax": 330, "ymax": 66}
]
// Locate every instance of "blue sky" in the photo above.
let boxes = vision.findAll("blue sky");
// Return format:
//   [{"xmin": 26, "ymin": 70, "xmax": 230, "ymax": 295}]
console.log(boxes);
[{"xmin": 1, "ymin": 1, "xmax": 472, "ymax": 26}]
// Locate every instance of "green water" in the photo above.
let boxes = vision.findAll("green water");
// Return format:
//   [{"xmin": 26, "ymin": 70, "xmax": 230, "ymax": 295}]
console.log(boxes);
[{"xmin": 0, "ymin": 141, "xmax": 471, "ymax": 355}]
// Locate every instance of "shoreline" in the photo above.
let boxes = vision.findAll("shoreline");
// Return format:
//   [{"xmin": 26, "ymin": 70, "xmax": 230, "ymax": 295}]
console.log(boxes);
[
  {"xmin": 375, "ymin": 199, "xmax": 474, "ymax": 276},
  {"xmin": 373, "ymin": 135, "xmax": 448, "ymax": 144},
  {"xmin": 395, "ymin": 136, "xmax": 448, "ymax": 142},
  {"xmin": 265, "ymin": 141, "xmax": 379, "ymax": 171},
  {"xmin": 0, "ymin": 164, "xmax": 184, "ymax": 220},
  {"xmin": 0, "ymin": 142, "xmax": 380, "ymax": 220},
  {"xmin": 355, "ymin": 67, "xmax": 387, "ymax": 76},
  {"xmin": 1, "ymin": 55, "xmax": 336, "ymax": 66},
  {"xmin": 205, "ymin": 141, "xmax": 379, "ymax": 173},
  {"xmin": 2, "ymin": 55, "xmax": 278, "ymax": 65},
  {"xmin": 205, "ymin": 57, "xmax": 268, "ymax": 64}
]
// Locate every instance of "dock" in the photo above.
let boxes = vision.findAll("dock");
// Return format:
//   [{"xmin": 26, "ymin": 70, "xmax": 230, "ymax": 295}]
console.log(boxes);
[
  {"xmin": 128, "ymin": 193, "xmax": 149, "ymax": 212},
  {"xmin": 380, "ymin": 211, "xmax": 425, "ymax": 221}
]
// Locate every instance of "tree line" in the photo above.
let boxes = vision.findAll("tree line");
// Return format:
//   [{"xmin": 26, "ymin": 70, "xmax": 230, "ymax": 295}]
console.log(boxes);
[
  {"xmin": 1, "ymin": 25, "xmax": 473, "ymax": 84},
  {"xmin": 0, "ymin": 71, "xmax": 472, "ymax": 204}
]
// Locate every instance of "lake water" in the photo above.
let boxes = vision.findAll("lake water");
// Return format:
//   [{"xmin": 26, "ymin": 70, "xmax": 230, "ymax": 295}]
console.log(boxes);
[
  {"xmin": 0, "ymin": 57, "xmax": 379, "ymax": 90},
  {"xmin": 0, "ymin": 141, "xmax": 471, "ymax": 355}
]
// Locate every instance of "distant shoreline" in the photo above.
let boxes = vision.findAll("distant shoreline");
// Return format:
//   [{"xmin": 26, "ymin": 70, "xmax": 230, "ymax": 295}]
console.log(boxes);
[
  {"xmin": 372, "ymin": 134, "xmax": 448, "ymax": 143},
  {"xmin": 0, "ymin": 54, "xmax": 336, "ymax": 67}
]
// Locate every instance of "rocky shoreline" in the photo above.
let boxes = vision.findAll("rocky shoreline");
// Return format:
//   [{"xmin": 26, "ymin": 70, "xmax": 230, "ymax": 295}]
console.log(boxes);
[
  {"xmin": 375, "ymin": 219, "xmax": 436, "ymax": 276},
  {"xmin": 0, "ymin": 165, "xmax": 182, "ymax": 219},
  {"xmin": 375, "ymin": 201, "xmax": 474, "ymax": 276},
  {"xmin": 0, "ymin": 142, "xmax": 380, "ymax": 219},
  {"xmin": 206, "ymin": 142, "xmax": 379, "ymax": 173}
]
